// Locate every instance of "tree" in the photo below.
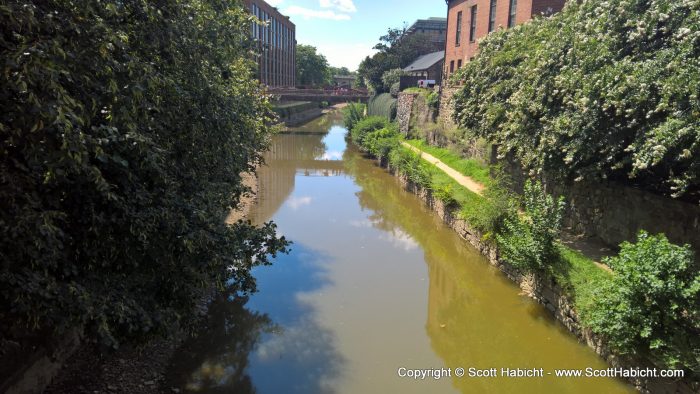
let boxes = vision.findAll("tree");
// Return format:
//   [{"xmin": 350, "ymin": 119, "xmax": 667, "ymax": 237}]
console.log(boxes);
[
  {"xmin": 296, "ymin": 44, "xmax": 330, "ymax": 87},
  {"xmin": 358, "ymin": 27, "xmax": 439, "ymax": 93},
  {"xmin": 0, "ymin": 0, "xmax": 288, "ymax": 348}
]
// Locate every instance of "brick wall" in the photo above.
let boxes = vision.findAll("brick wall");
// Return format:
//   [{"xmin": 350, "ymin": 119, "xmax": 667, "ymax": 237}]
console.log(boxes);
[{"xmin": 443, "ymin": 0, "xmax": 566, "ymax": 80}]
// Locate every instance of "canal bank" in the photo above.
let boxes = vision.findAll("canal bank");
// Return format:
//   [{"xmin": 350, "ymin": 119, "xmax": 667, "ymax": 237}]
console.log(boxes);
[{"xmin": 164, "ymin": 111, "xmax": 634, "ymax": 394}]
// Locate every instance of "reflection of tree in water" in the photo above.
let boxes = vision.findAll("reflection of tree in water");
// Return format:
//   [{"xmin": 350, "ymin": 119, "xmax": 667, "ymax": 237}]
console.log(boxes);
[{"xmin": 166, "ymin": 295, "xmax": 275, "ymax": 394}]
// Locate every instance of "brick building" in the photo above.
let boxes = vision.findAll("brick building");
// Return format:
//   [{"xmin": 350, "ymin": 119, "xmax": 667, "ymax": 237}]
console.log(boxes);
[
  {"xmin": 244, "ymin": 0, "xmax": 296, "ymax": 87},
  {"xmin": 443, "ymin": 0, "xmax": 565, "ymax": 79},
  {"xmin": 405, "ymin": 17, "xmax": 448, "ymax": 51}
]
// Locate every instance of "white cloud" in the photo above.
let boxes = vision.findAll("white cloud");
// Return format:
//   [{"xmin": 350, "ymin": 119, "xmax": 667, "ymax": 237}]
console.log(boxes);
[
  {"xmin": 319, "ymin": 0, "xmax": 357, "ymax": 13},
  {"xmin": 313, "ymin": 42, "xmax": 377, "ymax": 70},
  {"xmin": 266, "ymin": 0, "xmax": 284, "ymax": 6},
  {"xmin": 283, "ymin": 5, "xmax": 351, "ymax": 20}
]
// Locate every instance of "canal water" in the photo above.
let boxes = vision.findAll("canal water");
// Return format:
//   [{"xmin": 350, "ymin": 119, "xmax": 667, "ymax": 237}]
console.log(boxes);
[{"xmin": 166, "ymin": 111, "xmax": 633, "ymax": 393}]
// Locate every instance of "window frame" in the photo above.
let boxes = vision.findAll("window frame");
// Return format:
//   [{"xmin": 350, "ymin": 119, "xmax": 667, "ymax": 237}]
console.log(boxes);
[{"xmin": 469, "ymin": 5, "xmax": 477, "ymax": 43}]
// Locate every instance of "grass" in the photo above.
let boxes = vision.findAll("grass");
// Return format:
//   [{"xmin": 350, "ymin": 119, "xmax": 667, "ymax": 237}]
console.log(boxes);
[
  {"xmin": 554, "ymin": 246, "xmax": 613, "ymax": 312},
  {"xmin": 431, "ymin": 171, "xmax": 485, "ymax": 208},
  {"xmin": 403, "ymin": 87, "xmax": 432, "ymax": 96},
  {"xmin": 404, "ymin": 139, "xmax": 492, "ymax": 186}
]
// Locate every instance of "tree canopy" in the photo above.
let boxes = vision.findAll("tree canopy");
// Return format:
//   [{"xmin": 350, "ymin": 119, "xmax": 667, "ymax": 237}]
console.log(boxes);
[
  {"xmin": 296, "ymin": 44, "xmax": 330, "ymax": 87},
  {"xmin": 453, "ymin": 0, "xmax": 700, "ymax": 202},
  {"xmin": 0, "ymin": 0, "xmax": 288, "ymax": 348},
  {"xmin": 358, "ymin": 27, "xmax": 439, "ymax": 93}
]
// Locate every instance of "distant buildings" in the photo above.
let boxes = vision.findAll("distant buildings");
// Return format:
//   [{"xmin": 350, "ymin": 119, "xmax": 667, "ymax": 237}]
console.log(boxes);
[
  {"xmin": 405, "ymin": 17, "xmax": 448, "ymax": 51},
  {"xmin": 443, "ymin": 0, "xmax": 565, "ymax": 79},
  {"xmin": 244, "ymin": 0, "xmax": 296, "ymax": 87},
  {"xmin": 403, "ymin": 51, "xmax": 445, "ymax": 86}
]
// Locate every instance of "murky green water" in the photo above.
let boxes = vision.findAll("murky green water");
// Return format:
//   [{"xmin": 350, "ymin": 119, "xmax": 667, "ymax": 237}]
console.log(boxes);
[{"xmin": 166, "ymin": 112, "xmax": 634, "ymax": 393}]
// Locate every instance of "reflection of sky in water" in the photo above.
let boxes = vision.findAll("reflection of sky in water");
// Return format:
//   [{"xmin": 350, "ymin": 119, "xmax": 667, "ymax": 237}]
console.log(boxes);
[
  {"xmin": 286, "ymin": 196, "xmax": 313, "ymax": 210},
  {"xmin": 315, "ymin": 125, "xmax": 347, "ymax": 161},
  {"xmin": 246, "ymin": 244, "xmax": 344, "ymax": 394}
]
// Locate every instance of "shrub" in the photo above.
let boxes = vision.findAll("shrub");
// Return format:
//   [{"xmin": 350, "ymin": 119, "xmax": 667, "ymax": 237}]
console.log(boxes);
[
  {"xmin": 390, "ymin": 82, "xmax": 401, "ymax": 98},
  {"xmin": 350, "ymin": 116, "xmax": 389, "ymax": 148},
  {"xmin": 461, "ymin": 185, "xmax": 515, "ymax": 235},
  {"xmin": 363, "ymin": 124, "xmax": 400, "ymax": 160},
  {"xmin": 496, "ymin": 180, "xmax": 565, "ymax": 272},
  {"xmin": 453, "ymin": 0, "xmax": 700, "ymax": 201},
  {"xmin": 0, "ymin": 0, "xmax": 289, "ymax": 347},
  {"xmin": 388, "ymin": 147, "xmax": 434, "ymax": 189},
  {"xmin": 381, "ymin": 68, "xmax": 407, "ymax": 92},
  {"xmin": 432, "ymin": 183, "xmax": 459, "ymax": 208},
  {"xmin": 342, "ymin": 102, "xmax": 366, "ymax": 130},
  {"xmin": 580, "ymin": 231, "xmax": 700, "ymax": 372},
  {"xmin": 426, "ymin": 91, "xmax": 439, "ymax": 110}
]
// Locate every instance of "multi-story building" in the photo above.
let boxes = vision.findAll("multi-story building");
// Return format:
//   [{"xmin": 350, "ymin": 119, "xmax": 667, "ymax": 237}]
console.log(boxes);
[
  {"xmin": 244, "ymin": 0, "xmax": 296, "ymax": 87},
  {"xmin": 405, "ymin": 17, "xmax": 448, "ymax": 51},
  {"xmin": 443, "ymin": 0, "xmax": 565, "ymax": 79}
]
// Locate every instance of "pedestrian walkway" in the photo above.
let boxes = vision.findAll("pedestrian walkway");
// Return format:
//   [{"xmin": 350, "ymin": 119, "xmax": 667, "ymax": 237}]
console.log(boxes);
[{"xmin": 401, "ymin": 142, "xmax": 485, "ymax": 196}]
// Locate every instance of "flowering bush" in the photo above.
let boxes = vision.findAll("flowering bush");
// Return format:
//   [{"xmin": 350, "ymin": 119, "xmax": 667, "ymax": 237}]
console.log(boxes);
[{"xmin": 453, "ymin": 0, "xmax": 700, "ymax": 202}]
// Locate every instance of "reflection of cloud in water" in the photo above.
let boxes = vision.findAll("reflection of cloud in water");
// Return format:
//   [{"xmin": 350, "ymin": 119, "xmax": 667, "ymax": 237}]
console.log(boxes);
[
  {"xmin": 348, "ymin": 219, "xmax": 373, "ymax": 228},
  {"xmin": 286, "ymin": 196, "xmax": 312, "ymax": 210},
  {"xmin": 318, "ymin": 150, "xmax": 343, "ymax": 160},
  {"xmin": 256, "ymin": 317, "xmax": 335, "ymax": 363},
  {"xmin": 245, "ymin": 243, "xmax": 345, "ymax": 394},
  {"xmin": 381, "ymin": 228, "xmax": 419, "ymax": 251}
]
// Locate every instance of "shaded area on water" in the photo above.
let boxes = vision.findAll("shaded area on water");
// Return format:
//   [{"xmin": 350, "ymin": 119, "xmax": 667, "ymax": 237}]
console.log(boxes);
[{"xmin": 165, "ymin": 112, "xmax": 633, "ymax": 394}]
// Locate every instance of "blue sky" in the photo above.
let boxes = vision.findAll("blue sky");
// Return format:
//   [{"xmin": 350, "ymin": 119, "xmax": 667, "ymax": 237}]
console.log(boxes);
[{"xmin": 266, "ymin": 0, "xmax": 447, "ymax": 71}]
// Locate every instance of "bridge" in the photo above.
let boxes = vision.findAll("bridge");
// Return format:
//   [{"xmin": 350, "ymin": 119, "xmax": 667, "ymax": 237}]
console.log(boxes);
[{"xmin": 267, "ymin": 87, "xmax": 370, "ymax": 104}]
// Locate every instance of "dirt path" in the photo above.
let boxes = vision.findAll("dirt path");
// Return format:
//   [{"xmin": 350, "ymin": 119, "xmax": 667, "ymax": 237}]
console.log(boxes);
[{"xmin": 401, "ymin": 142, "xmax": 485, "ymax": 196}]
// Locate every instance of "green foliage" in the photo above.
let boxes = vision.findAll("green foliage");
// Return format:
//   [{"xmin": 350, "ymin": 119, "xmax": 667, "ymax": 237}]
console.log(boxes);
[
  {"xmin": 403, "ymin": 139, "xmax": 492, "ymax": 186},
  {"xmin": 368, "ymin": 93, "xmax": 398, "ymax": 121},
  {"xmin": 496, "ymin": 181, "xmax": 565, "ymax": 272},
  {"xmin": 358, "ymin": 27, "xmax": 439, "ymax": 92},
  {"xmin": 453, "ymin": 0, "xmax": 700, "ymax": 201},
  {"xmin": 580, "ymin": 232, "xmax": 700, "ymax": 371},
  {"xmin": 388, "ymin": 147, "xmax": 435, "ymax": 189},
  {"xmin": 0, "ymin": 0, "xmax": 289, "ymax": 348},
  {"xmin": 381, "ymin": 68, "xmax": 407, "ymax": 94},
  {"xmin": 390, "ymin": 82, "xmax": 401, "ymax": 98},
  {"xmin": 342, "ymin": 102, "xmax": 366, "ymax": 130},
  {"xmin": 363, "ymin": 125, "xmax": 401, "ymax": 160},
  {"xmin": 460, "ymin": 185, "xmax": 515, "ymax": 235},
  {"xmin": 350, "ymin": 116, "xmax": 389, "ymax": 147},
  {"xmin": 426, "ymin": 91, "xmax": 439, "ymax": 110},
  {"xmin": 296, "ymin": 44, "xmax": 330, "ymax": 87}
]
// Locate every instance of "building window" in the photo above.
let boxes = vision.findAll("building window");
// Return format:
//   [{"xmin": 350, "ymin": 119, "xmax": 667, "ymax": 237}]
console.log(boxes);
[
  {"xmin": 508, "ymin": 0, "xmax": 517, "ymax": 28},
  {"xmin": 469, "ymin": 6, "xmax": 477, "ymax": 42},
  {"xmin": 489, "ymin": 0, "xmax": 497, "ymax": 32},
  {"xmin": 450, "ymin": 60, "xmax": 455, "ymax": 73},
  {"xmin": 457, "ymin": 59, "xmax": 462, "ymax": 69},
  {"xmin": 455, "ymin": 11, "xmax": 462, "ymax": 46}
]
